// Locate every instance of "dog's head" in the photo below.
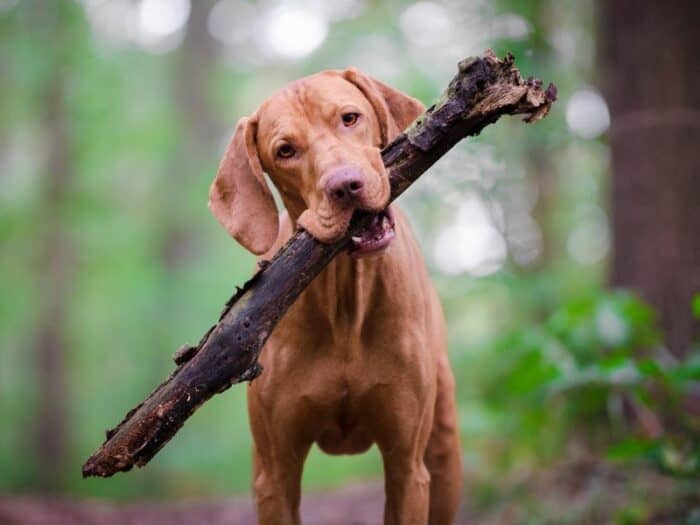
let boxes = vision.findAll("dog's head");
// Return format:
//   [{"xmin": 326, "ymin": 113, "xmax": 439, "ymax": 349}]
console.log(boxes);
[{"xmin": 209, "ymin": 69, "xmax": 424, "ymax": 255}]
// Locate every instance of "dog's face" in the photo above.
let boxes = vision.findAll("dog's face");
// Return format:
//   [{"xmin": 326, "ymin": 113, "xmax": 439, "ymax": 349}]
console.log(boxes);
[{"xmin": 209, "ymin": 69, "xmax": 424, "ymax": 255}]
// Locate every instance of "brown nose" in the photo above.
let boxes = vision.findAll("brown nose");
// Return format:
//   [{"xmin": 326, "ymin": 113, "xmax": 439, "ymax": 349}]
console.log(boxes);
[{"xmin": 324, "ymin": 167, "xmax": 365, "ymax": 204}]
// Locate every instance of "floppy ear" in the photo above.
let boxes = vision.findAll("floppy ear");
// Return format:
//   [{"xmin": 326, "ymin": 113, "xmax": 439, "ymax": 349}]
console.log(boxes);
[
  {"xmin": 208, "ymin": 115, "xmax": 278, "ymax": 255},
  {"xmin": 342, "ymin": 68, "xmax": 425, "ymax": 146}
]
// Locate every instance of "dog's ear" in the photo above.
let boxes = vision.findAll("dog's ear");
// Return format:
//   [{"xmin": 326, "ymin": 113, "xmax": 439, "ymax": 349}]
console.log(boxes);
[
  {"xmin": 342, "ymin": 68, "xmax": 425, "ymax": 146},
  {"xmin": 208, "ymin": 115, "xmax": 278, "ymax": 255}
]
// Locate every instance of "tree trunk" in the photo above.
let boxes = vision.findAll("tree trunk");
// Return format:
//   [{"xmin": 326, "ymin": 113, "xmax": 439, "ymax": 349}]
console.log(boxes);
[
  {"xmin": 160, "ymin": 0, "xmax": 217, "ymax": 269},
  {"xmin": 32, "ymin": 1, "xmax": 74, "ymax": 491},
  {"xmin": 82, "ymin": 52, "xmax": 555, "ymax": 478},
  {"xmin": 600, "ymin": 0, "xmax": 700, "ymax": 355}
]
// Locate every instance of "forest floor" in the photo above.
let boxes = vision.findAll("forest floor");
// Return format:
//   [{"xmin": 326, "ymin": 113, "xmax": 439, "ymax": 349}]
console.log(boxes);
[
  {"xmin": 1, "ymin": 460, "xmax": 698, "ymax": 524},
  {"xmin": 3, "ymin": 485, "xmax": 392, "ymax": 525}
]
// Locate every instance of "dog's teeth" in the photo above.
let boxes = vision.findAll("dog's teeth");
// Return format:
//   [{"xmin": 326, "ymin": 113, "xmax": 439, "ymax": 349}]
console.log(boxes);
[{"xmin": 352, "ymin": 236, "xmax": 363, "ymax": 243}]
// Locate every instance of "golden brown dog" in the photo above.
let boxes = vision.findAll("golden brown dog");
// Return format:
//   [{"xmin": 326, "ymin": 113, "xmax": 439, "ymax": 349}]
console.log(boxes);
[{"xmin": 209, "ymin": 69, "xmax": 462, "ymax": 525}]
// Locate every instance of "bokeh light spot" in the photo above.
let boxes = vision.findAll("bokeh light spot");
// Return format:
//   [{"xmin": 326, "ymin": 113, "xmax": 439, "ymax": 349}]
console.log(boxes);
[
  {"xmin": 490, "ymin": 13, "xmax": 531, "ymax": 40},
  {"xmin": 567, "ymin": 207, "xmax": 610, "ymax": 265},
  {"xmin": 433, "ymin": 196, "xmax": 507, "ymax": 276},
  {"xmin": 138, "ymin": 0, "xmax": 190, "ymax": 39},
  {"xmin": 0, "ymin": 0, "xmax": 18, "ymax": 12},
  {"xmin": 596, "ymin": 304, "xmax": 629, "ymax": 347},
  {"xmin": 399, "ymin": 2, "xmax": 452, "ymax": 49},
  {"xmin": 566, "ymin": 88, "xmax": 611, "ymax": 139},
  {"xmin": 208, "ymin": 0, "xmax": 258, "ymax": 47},
  {"xmin": 261, "ymin": 6, "xmax": 328, "ymax": 60}
]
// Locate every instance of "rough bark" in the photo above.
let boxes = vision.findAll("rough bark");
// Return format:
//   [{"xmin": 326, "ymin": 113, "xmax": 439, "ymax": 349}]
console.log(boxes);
[
  {"xmin": 82, "ymin": 52, "xmax": 556, "ymax": 478},
  {"xmin": 600, "ymin": 0, "xmax": 700, "ymax": 355}
]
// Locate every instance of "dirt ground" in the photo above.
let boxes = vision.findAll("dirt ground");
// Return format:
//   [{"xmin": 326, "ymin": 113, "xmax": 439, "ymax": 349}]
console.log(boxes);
[
  {"xmin": 0, "ymin": 484, "xmax": 475, "ymax": 525},
  {"xmin": 2, "ymin": 460, "xmax": 698, "ymax": 525}
]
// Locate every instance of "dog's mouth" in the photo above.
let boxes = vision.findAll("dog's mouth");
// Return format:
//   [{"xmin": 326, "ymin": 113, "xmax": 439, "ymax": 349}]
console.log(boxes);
[{"xmin": 348, "ymin": 206, "xmax": 396, "ymax": 258}]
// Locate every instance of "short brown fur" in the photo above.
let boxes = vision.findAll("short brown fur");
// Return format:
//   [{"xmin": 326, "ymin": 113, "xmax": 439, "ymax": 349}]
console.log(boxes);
[{"xmin": 210, "ymin": 69, "xmax": 462, "ymax": 525}]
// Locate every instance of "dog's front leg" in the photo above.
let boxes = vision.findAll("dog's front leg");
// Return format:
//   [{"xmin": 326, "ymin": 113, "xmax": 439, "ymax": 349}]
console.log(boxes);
[
  {"xmin": 382, "ymin": 451, "xmax": 432, "ymax": 525},
  {"xmin": 373, "ymin": 386, "xmax": 435, "ymax": 525},
  {"xmin": 249, "ymin": 388, "xmax": 311, "ymax": 525},
  {"xmin": 252, "ymin": 445, "xmax": 308, "ymax": 525}
]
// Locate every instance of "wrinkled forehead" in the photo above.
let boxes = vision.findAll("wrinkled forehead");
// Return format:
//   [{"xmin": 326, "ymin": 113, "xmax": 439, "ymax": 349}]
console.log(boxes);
[{"xmin": 256, "ymin": 73, "xmax": 373, "ymax": 138}]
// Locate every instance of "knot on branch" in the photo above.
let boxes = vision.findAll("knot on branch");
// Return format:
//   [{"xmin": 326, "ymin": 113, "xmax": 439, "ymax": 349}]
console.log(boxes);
[
  {"xmin": 238, "ymin": 362, "xmax": 264, "ymax": 383},
  {"xmin": 173, "ymin": 344, "xmax": 197, "ymax": 365}
]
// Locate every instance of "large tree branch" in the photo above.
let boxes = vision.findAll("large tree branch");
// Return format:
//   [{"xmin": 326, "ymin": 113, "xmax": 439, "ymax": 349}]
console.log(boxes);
[{"xmin": 82, "ymin": 51, "xmax": 556, "ymax": 478}]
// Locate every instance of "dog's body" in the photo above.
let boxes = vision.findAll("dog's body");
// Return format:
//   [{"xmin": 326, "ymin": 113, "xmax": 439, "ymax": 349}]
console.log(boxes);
[{"xmin": 209, "ymin": 70, "xmax": 462, "ymax": 524}]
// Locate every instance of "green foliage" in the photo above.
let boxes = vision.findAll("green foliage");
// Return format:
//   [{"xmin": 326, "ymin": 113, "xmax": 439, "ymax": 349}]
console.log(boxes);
[
  {"xmin": 462, "ymin": 288, "xmax": 700, "ymax": 480},
  {"xmin": 451, "ymin": 289, "xmax": 700, "ymax": 522}
]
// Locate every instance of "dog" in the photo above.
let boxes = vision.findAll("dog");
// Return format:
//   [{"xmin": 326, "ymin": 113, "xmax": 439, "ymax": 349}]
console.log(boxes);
[{"xmin": 209, "ymin": 68, "xmax": 462, "ymax": 525}]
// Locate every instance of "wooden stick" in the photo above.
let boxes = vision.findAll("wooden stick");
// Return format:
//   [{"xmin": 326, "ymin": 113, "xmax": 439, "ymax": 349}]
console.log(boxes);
[{"xmin": 82, "ymin": 51, "xmax": 556, "ymax": 478}]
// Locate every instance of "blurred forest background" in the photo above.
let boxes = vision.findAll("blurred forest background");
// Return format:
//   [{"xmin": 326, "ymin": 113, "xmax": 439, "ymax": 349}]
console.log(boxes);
[{"xmin": 1, "ymin": 0, "xmax": 699, "ymax": 523}]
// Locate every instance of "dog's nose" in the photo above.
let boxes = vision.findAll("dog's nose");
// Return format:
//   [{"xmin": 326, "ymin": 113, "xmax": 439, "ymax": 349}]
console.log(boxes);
[{"xmin": 324, "ymin": 168, "xmax": 365, "ymax": 204}]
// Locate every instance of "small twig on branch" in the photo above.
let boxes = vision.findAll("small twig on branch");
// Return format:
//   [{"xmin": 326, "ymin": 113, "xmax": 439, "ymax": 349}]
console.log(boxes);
[{"xmin": 82, "ymin": 51, "xmax": 556, "ymax": 478}]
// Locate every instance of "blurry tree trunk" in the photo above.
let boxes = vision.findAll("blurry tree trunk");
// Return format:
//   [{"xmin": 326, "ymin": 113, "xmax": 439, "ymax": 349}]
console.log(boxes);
[
  {"xmin": 509, "ymin": 0, "xmax": 560, "ymax": 286},
  {"xmin": 528, "ymin": 150, "xmax": 557, "ymax": 270},
  {"xmin": 600, "ymin": 0, "xmax": 700, "ymax": 355},
  {"xmin": 525, "ymin": 2, "xmax": 556, "ymax": 274},
  {"xmin": 31, "ymin": 2, "xmax": 74, "ymax": 491},
  {"xmin": 160, "ymin": 0, "xmax": 217, "ymax": 267},
  {"xmin": 175, "ymin": 0, "xmax": 218, "ymax": 152},
  {"xmin": 146, "ymin": 8, "xmax": 217, "ymax": 484}
]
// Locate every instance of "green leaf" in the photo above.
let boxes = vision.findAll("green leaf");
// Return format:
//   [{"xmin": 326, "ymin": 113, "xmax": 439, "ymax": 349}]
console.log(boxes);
[
  {"xmin": 606, "ymin": 438, "xmax": 658, "ymax": 461},
  {"xmin": 693, "ymin": 294, "xmax": 700, "ymax": 320},
  {"xmin": 637, "ymin": 358, "xmax": 665, "ymax": 379}
]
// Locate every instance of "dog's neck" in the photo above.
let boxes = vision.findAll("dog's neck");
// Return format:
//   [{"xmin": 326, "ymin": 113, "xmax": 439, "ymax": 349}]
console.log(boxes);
[{"xmin": 307, "ymin": 251, "xmax": 388, "ymax": 331}]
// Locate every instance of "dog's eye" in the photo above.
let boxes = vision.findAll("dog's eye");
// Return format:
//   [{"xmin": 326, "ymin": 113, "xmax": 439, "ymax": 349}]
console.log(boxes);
[
  {"xmin": 341, "ymin": 112, "xmax": 360, "ymax": 127},
  {"xmin": 276, "ymin": 144, "xmax": 296, "ymax": 159}
]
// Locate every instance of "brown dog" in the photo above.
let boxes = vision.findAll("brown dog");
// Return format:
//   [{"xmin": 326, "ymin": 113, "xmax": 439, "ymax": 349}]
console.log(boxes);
[{"xmin": 209, "ymin": 69, "xmax": 462, "ymax": 525}]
